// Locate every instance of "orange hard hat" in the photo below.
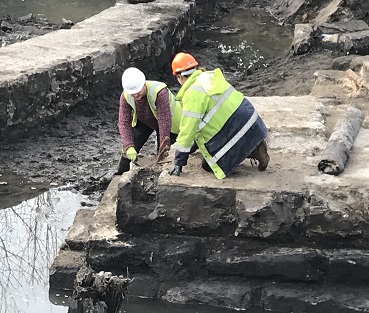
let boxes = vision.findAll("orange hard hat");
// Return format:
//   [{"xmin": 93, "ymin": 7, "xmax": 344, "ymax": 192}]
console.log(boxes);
[{"xmin": 171, "ymin": 52, "xmax": 198, "ymax": 75}]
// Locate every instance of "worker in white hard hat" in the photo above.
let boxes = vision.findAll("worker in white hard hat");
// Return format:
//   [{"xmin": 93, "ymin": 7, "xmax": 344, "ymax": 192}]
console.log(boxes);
[{"xmin": 116, "ymin": 67, "xmax": 182, "ymax": 174}]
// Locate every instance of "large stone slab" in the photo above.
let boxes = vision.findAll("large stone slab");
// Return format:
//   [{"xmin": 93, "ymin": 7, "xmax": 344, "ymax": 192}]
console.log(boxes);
[
  {"xmin": 89, "ymin": 175, "xmax": 121, "ymax": 241},
  {"xmin": 106, "ymin": 95, "xmax": 369, "ymax": 242},
  {"xmin": 260, "ymin": 283, "xmax": 369, "ymax": 313},
  {"xmin": 162, "ymin": 279, "xmax": 369, "ymax": 312},
  {"xmin": 50, "ymin": 94, "xmax": 369, "ymax": 312},
  {"xmin": 162, "ymin": 95, "xmax": 328, "ymax": 189},
  {"xmin": 109, "ymin": 96, "xmax": 369, "ymax": 244}
]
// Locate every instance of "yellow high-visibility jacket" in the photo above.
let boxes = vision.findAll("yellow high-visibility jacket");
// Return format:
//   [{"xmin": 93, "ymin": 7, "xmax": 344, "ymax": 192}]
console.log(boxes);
[
  {"xmin": 175, "ymin": 69, "xmax": 267, "ymax": 179},
  {"xmin": 124, "ymin": 81, "xmax": 182, "ymax": 134}
]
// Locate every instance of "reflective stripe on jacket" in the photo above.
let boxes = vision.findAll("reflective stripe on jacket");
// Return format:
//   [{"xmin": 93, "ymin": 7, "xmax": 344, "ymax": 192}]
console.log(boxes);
[
  {"xmin": 175, "ymin": 69, "xmax": 267, "ymax": 179},
  {"xmin": 124, "ymin": 81, "xmax": 182, "ymax": 134}
]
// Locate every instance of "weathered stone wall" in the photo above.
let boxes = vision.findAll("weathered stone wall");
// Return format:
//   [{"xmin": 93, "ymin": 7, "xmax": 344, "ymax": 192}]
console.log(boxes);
[
  {"xmin": 0, "ymin": 0, "xmax": 195, "ymax": 139},
  {"xmin": 48, "ymin": 86, "xmax": 369, "ymax": 311},
  {"xmin": 50, "ymin": 166, "xmax": 369, "ymax": 312},
  {"xmin": 115, "ymin": 170, "xmax": 369, "ymax": 247}
]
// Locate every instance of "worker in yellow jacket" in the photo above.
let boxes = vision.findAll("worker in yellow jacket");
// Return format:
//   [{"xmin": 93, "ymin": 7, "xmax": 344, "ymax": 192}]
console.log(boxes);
[{"xmin": 168, "ymin": 52, "xmax": 269, "ymax": 179}]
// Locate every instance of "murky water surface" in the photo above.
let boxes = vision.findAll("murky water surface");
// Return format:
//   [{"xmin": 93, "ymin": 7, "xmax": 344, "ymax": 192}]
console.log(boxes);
[
  {"xmin": 197, "ymin": 8, "xmax": 292, "ymax": 72},
  {"xmin": 0, "ymin": 3, "xmax": 289, "ymax": 313},
  {"xmin": 0, "ymin": 183, "xmax": 267, "ymax": 313},
  {"xmin": 113, "ymin": 298, "xmax": 266, "ymax": 313},
  {"xmin": 0, "ymin": 186, "xmax": 89, "ymax": 313},
  {"xmin": 0, "ymin": 0, "xmax": 116, "ymax": 23},
  {"xmin": 197, "ymin": 9, "xmax": 292, "ymax": 70}
]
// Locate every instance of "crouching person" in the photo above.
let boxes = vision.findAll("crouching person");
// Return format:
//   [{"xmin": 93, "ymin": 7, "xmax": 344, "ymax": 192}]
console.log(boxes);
[
  {"xmin": 168, "ymin": 52, "xmax": 269, "ymax": 179},
  {"xmin": 116, "ymin": 67, "xmax": 182, "ymax": 174}
]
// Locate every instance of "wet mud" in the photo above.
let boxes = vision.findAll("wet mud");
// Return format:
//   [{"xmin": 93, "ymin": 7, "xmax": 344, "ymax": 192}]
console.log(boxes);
[
  {"xmin": 0, "ymin": 13, "xmax": 70, "ymax": 47},
  {"xmin": 0, "ymin": 96, "xmax": 122, "ymax": 207}
]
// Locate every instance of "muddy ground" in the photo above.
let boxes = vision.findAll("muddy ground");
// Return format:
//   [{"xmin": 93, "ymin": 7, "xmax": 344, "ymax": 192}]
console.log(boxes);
[
  {"xmin": 0, "ymin": 2, "xmax": 367, "ymax": 208},
  {"xmin": 0, "ymin": 13, "xmax": 72, "ymax": 47}
]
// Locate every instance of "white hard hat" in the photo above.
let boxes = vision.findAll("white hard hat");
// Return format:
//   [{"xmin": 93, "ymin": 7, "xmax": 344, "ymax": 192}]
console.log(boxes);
[{"xmin": 122, "ymin": 67, "xmax": 146, "ymax": 94}]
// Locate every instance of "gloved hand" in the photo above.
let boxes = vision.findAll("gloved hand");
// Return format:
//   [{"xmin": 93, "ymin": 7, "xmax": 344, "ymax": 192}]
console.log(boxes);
[
  {"xmin": 126, "ymin": 147, "xmax": 137, "ymax": 161},
  {"xmin": 168, "ymin": 165, "xmax": 182, "ymax": 176}
]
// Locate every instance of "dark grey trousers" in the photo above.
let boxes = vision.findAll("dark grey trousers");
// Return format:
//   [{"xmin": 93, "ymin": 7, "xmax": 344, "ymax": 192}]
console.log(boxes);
[{"xmin": 115, "ymin": 120, "xmax": 177, "ymax": 175}]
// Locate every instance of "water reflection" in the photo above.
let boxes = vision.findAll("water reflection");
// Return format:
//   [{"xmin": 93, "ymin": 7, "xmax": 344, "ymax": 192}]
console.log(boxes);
[
  {"xmin": 0, "ymin": 172, "xmax": 51, "ymax": 210},
  {"xmin": 0, "ymin": 2, "xmax": 289, "ymax": 312},
  {"xmin": 0, "ymin": 187, "xmax": 89, "ymax": 313},
  {"xmin": 0, "ymin": 0, "xmax": 116, "ymax": 23}
]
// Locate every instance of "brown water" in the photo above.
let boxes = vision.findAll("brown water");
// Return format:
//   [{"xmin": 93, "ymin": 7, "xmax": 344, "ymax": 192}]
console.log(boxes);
[{"xmin": 0, "ymin": 0, "xmax": 116, "ymax": 23}]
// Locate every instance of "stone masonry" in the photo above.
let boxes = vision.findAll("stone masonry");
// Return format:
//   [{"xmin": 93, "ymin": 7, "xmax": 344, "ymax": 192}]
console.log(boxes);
[
  {"xmin": 50, "ymin": 95, "xmax": 369, "ymax": 312},
  {"xmin": 0, "ymin": 0, "xmax": 195, "ymax": 138},
  {"xmin": 2, "ymin": 0, "xmax": 369, "ymax": 311}
]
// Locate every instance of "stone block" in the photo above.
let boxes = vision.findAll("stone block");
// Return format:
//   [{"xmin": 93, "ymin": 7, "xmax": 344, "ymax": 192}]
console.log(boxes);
[
  {"xmin": 157, "ymin": 184, "xmax": 237, "ymax": 235},
  {"xmin": 306, "ymin": 194, "xmax": 369, "ymax": 242},
  {"xmin": 318, "ymin": 20, "xmax": 369, "ymax": 35},
  {"xmin": 235, "ymin": 191, "xmax": 307, "ymax": 239},
  {"xmin": 260, "ymin": 283, "xmax": 369, "ymax": 313},
  {"xmin": 65, "ymin": 209, "xmax": 95, "ymax": 250},
  {"xmin": 207, "ymin": 247, "xmax": 328, "ymax": 282},
  {"xmin": 163, "ymin": 280, "xmax": 254, "ymax": 310},
  {"xmin": 116, "ymin": 168, "xmax": 237, "ymax": 236},
  {"xmin": 49, "ymin": 250, "xmax": 86, "ymax": 290},
  {"xmin": 327, "ymin": 250, "xmax": 369, "ymax": 283},
  {"xmin": 332, "ymin": 55, "xmax": 357, "ymax": 70},
  {"xmin": 340, "ymin": 30, "xmax": 369, "ymax": 55},
  {"xmin": 350, "ymin": 55, "xmax": 369, "ymax": 71},
  {"xmin": 87, "ymin": 233, "xmax": 201, "ymax": 281},
  {"xmin": 27, "ymin": 71, "xmax": 51, "ymax": 93},
  {"xmin": 249, "ymin": 96, "xmax": 326, "ymax": 138},
  {"xmin": 89, "ymin": 175, "xmax": 120, "ymax": 241},
  {"xmin": 292, "ymin": 23, "xmax": 314, "ymax": 55}
]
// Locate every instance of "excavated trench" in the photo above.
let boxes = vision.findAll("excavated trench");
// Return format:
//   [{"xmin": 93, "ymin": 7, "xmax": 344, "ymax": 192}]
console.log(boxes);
[
  {"xmin": 0, "ymin": 1, "xmax": 294, "ymax": 313},
  {"xmin": 2, "ymin": 0, "xmax": 369, "ymax": 313},
  {"xmin": 0, "ymin": 1, "xmax": 293, "ymax": 209}
]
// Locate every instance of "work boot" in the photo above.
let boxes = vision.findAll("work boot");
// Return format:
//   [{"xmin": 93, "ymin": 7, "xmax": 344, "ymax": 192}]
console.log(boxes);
[
  {"xmin": 114, "ymin": 155, "xmax": 130, "ymax": 175},
  {"xmin": 201, "ymin": 158, "xmax": 212, "ymax": 172},
  {"xmin": 248, "ymin": 140, "xmax": 270, "ymax": 171}
]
